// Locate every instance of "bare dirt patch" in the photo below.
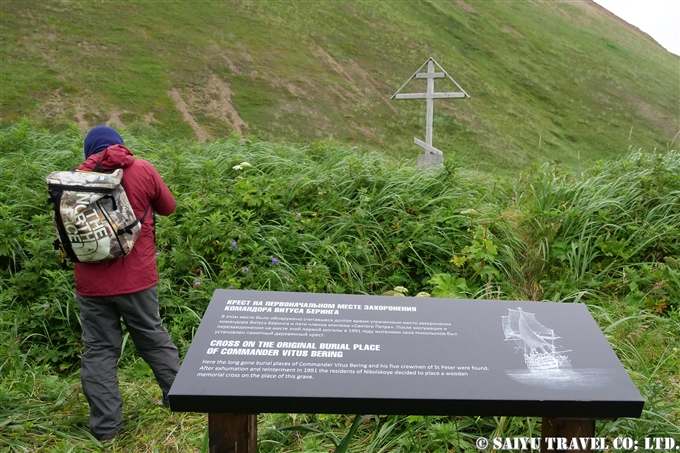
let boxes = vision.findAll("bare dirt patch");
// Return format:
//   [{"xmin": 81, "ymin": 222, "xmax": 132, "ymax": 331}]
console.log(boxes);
[
  {"xmin": 168, "ymin": 89, "xmax": 211, "ymax": 142},
  {"xmin": 501, "ymin": 25, "xmax": 525, "ymax": 38},
  {"xmin": 327, "ymin": 85, "xmax": 351, "ymax": 103},
  {"xmin": 168, "ymin": 74, "xmax": 249, "ymax": 140},
  {"xmin": 37, "ymin": 88, "xmax": 67, "ymax": 122},
  {"xmin": 37, "ymin": 95, "xmax": 109, "ymax": 133},
  {"xmin": 105, "ymin": 107, "xmax": 125, "ymax": 129},
  {"xmin": 349, "ymin": 120, "xmax": 382, "ymax": 144},
  {"xmin": 205, "ymin": 74, "xmax": 248, "ymax": 138},
  {"xmin": 143, "ymin": 112, "xmax": 158, "ymax": 125},
  {"xmin": 76, "ymin": 40, "xmax": 109, "ymax": 56},
  {"xmin": 312, "ymin": 46, "xmax": 355, "ymax": 84},
  {"xmin": 349, "ymin": 59, "xmax": 398, "ymax": 114},
  {"xmin": 456, "ymin": 0, "xmax": 477, "ymax": 13},
  {"xmin": 269, "ymin": 76, "xmax": 305, "ymax": 98},
  {"xmin": 36, "ymin": 90, "xmax": 92, "ymax": 132},
  {"xmin": 73, "ymin": 103, "xmax": 89, "ymax": 131},
  {"xmin": 221, "ymin": 49, "xmax": 255, "ymax": 77}
]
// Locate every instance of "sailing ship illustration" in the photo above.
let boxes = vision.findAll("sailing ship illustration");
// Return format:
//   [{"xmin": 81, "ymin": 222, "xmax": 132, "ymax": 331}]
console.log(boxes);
[{"xmin": 502, "ymin": 308, "xmax": 571, "ymax": 370}]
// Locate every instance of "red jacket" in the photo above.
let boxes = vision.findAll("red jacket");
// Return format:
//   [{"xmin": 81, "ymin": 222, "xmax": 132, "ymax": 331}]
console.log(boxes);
[{"xmin": 74, "ymin": 144, "xmax": 175, "ymax": 296}]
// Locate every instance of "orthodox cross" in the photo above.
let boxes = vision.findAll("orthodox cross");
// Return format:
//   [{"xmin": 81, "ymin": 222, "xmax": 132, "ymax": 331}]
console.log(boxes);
[{"xmin": 391, "ymin": 57, "xmax": 470, "ymax": 161}]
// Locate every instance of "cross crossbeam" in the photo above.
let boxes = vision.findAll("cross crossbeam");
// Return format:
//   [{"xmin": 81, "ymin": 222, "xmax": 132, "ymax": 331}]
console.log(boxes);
[
  {"xmin": 415, "ymin": 72, "xmax": 445, "ymax": 79},
  {"xmin": 393, "ymin": 92, "xmax": 467, "ymax": 100}
]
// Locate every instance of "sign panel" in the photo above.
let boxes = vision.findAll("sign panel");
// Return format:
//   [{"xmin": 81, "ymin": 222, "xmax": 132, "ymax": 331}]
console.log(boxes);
[{"xmin": 169, "ymin": 290, "xmax": 644, "ymax": 418}]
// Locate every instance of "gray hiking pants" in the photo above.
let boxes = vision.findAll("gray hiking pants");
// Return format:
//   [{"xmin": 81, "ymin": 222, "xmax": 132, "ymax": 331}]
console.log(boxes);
[{"xmin": 77, "ymin": 285, "xmax": 180, "ymax": 439}]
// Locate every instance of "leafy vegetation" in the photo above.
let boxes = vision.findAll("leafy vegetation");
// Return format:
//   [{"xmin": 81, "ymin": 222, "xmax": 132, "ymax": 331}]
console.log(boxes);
[
  {"xmin": 1, "ymin": 124, "xmax": 678, "ymax": 451},
  {"xmin": 1, "ymin": 1, "xmax": 678, "ymax": 174}
]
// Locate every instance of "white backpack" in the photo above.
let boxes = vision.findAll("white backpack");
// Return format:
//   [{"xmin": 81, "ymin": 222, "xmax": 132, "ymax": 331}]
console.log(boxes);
[{"xmin": 46, "ymin": 168, "xmax": 150, "ymax": 263}]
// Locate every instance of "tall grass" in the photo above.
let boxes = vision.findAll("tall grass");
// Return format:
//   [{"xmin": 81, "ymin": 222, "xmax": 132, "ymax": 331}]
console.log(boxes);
[
  {"xmin": 1, "ymin": 124, "xmax": 678, "ymax": 451},
  {"xmin": 512, "ymin": 153, "xmax": 680, "ymax": 305}
]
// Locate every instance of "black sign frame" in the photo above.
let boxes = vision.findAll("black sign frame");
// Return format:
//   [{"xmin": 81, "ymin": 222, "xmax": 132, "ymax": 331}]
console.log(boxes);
[{"xmin": 169, "ymin": 290, "xmax": 644, "ymax": 419}]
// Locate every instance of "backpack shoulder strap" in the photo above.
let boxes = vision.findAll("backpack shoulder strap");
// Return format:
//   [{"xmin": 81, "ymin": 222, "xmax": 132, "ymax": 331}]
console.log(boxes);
[
  {"xmin": 117, "ymin": 204, "xmax": 152, "ymax": 235},
  {"xmin": 47, "ymin": 189, "xmax": 81, "ymax": 263}
]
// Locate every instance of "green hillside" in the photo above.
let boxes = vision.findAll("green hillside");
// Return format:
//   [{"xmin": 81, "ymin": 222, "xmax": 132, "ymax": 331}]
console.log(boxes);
[{"xmin": 1, "ymin": 0, "xmax": 678, "ymax": 172}]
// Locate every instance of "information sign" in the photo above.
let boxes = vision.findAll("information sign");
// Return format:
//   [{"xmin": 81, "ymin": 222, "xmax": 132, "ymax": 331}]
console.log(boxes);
[{"xmin": 169, "ymin": 290, "xmax": 644, "ymax": 418}]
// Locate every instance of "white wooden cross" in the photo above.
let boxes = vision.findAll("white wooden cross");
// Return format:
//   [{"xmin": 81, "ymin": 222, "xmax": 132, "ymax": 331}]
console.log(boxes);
[{"xmin": 391, "ymin": 57, "xmax": 470, "ymax": 157}]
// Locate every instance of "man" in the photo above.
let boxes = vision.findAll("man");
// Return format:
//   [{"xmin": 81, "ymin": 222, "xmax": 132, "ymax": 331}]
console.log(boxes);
[{"xmin": 75, "ymin": 125, "xmax": 180, "ymax": 441}]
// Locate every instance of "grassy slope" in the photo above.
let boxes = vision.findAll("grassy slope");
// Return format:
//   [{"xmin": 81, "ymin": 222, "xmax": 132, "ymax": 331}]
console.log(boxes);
[{"xmin": 1, "ymin": 0, "xmax": 678, "ymax": 173}]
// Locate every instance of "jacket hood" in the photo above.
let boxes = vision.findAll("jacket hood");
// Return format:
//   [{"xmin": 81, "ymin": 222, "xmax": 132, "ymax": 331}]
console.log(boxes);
[
  {"xmin": 80, "ymin": 144, "xmax": 135, "ymax": 171},
  {"xmin": 83, "ymin": 126, "xmax": 124, "ymax": 158}
]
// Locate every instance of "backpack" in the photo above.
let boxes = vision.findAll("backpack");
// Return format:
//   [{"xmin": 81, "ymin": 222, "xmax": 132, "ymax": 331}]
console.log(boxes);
[{"xmin": 46, "ymin": 168, "xmax": 150, "ymax": 263}]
